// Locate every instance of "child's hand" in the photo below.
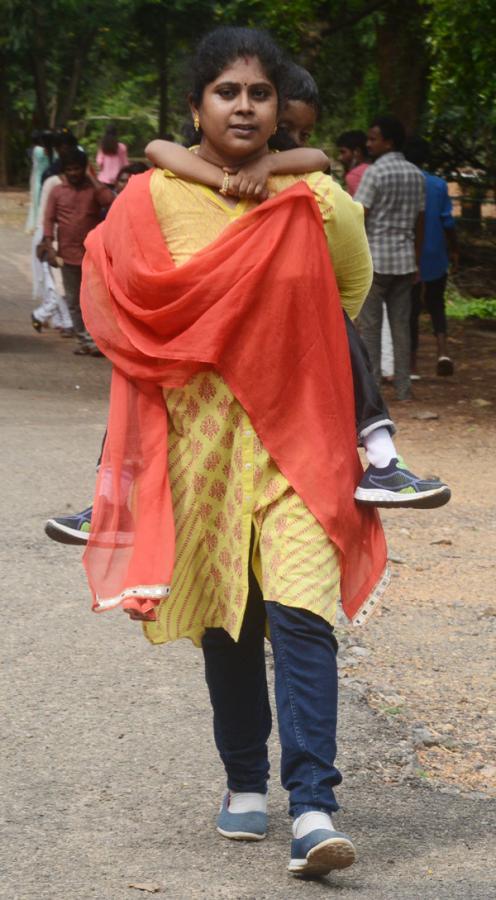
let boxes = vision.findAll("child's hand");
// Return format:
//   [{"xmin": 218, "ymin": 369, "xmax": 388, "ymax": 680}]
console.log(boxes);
[{"xmin": 224, "ymin": 156, "xmax": 272, "ymax": 201}]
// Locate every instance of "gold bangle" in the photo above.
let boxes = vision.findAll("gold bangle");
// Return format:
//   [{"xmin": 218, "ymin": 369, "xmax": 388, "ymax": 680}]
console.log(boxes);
[{"xmin": 219, "ymin": 172, "xmax": 231, "ymax": 196}]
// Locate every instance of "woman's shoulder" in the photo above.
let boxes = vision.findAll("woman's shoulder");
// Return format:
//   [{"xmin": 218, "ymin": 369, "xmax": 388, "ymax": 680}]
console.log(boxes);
[
  {"xmin": 269, "ymin": 172, "xmax": 351, "ymax": 222},
  {"xmin": 306, "ymin": 171, "xmax": 365, "ymax": 222}
]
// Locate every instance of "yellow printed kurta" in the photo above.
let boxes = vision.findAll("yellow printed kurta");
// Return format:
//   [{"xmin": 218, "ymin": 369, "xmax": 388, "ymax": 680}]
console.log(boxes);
[{"xmin": 144, "ymin": 170, "xmax": 372, "ymax": 646}]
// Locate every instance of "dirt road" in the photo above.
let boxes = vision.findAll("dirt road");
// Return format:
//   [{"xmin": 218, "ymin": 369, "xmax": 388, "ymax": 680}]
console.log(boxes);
[{"xmin": 1, "ymin": 203, "xmax": 495, "ymax": 899}]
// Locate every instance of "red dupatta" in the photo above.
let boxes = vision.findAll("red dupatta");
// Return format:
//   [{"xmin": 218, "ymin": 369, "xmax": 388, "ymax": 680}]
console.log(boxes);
[{"xmin": 80, "ymin": 170, "xmax": 387, "ymax": 624}]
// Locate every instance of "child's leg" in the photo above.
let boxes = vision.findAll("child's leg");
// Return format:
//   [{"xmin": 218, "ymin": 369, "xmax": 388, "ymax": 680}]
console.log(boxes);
[
  {"xmin": 344, "ymin": 314, "xmax": 397, "ymax": 466},
  {"xmin": 346, "ymin": 314, "xmax": 451, "ymax": 509}
]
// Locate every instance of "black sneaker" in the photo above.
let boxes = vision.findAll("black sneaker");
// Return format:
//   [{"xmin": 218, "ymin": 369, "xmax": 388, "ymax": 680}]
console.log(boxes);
[
  {"xmin": 45, "ymin": 506, "xmax": 92, "ymax": 545},
  {"xmin": 436, "ymin": 356, "xmax": 454, "ymax": 376},
  {"xmin": 354, "ymin": 457, "xmax": 451, "ymax": 509},
  {"xmin": 31, "ymin": 312, "xmax": 43, "ymax": 333}
]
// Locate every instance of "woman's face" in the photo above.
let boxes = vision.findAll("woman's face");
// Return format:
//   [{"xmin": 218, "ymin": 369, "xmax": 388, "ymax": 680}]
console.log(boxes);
[{"xmin": 192, "ymin": 56, "xmax": 278, "ymax": 165}]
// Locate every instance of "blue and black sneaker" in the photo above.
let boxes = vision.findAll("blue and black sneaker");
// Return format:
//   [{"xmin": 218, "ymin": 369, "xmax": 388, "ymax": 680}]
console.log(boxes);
[
  {"xmin": 354, "ymin": 457, "xmax": 451, "ymax": 509},
  {"xmin": 45, "ymin": 506, "xmax": 92, "ymax": 545}
]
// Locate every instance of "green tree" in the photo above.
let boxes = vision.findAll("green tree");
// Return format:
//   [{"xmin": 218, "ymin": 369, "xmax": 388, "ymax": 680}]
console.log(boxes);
[{"xmin": 423, "ymin": 0, "xmax": 496, "ymax": 173}]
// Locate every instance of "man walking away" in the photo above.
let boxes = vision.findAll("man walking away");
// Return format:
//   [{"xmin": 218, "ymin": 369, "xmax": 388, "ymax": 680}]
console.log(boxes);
[
  {"xmin": 404, "ymin": 137, "xmax": 459, "ymax": 378},
  {"xmin": 355, "ymin": 116, "xmax": 425, "ymax": 401}
]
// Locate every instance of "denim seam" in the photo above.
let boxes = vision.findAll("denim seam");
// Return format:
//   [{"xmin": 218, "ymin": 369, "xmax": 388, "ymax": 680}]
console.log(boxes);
[{"xmin": 270, "ymin": 613, "xmax": 320, "ymax": 808}]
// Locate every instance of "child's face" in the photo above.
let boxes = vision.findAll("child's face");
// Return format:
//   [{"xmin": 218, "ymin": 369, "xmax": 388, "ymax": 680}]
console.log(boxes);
[{"xmin": 278, "ymin": 100, "xmax": 316, "ymax": 147}]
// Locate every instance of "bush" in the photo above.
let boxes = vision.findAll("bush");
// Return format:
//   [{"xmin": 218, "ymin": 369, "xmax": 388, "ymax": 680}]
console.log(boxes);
[{"xmin": 446, "ymin": 289, "xmax": 496, "ymax": 320}]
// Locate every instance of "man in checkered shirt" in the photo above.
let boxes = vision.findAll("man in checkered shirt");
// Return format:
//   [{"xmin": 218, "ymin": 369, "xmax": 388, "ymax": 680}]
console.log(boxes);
[{"xmin": 355, "ymin": 116, "xmax": 425, "ymax": 400}]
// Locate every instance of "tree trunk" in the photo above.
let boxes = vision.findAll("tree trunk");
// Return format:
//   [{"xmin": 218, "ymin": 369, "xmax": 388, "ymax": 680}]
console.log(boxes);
[
  {"xmin": 56, "ymin": 51, "xmax": 85, "ymax": 127},
  {"xmin": 375, "ymin": 0, "xmax": 428, "ymax": 135},
  {"xmin": 31, "ymin": 7, "xmax": 49, "ymax": 125},
  {"xmin": 0, "ymin": 48, "xmax": 9, "ymax": 187},
  {"xmin": 158, "ymin": 53, "xmax": 168, "ymax": 136},
  {"xmin": 156, "ymin": 12, "xmax": 168, "ymax": 136}
]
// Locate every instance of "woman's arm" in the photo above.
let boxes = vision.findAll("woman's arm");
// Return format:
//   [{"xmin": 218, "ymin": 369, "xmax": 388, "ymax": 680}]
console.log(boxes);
[{"xmin": 145, "ymin": 140, "xmax": 224, "ymax": 190}]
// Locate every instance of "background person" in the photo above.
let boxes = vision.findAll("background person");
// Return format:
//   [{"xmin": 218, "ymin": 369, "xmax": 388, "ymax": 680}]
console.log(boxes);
[
  {"xmin": 355, "ymin": 115, "xmax": 425, "ymax": 401},
  {"xmin": 96, "ymin": 124, "xmax": 129, "ymax": 187},
  {"xmin": 404, "ymin": 136, "xmax": 459, "ymax": 377},
  {"xmin": 40, "ymin": 129, "xmax": 78, "ymax": 185},
  {"xmin": 113, "ymin": 161, "xmax": 149, "ymax": 194},
  {"xmin": 31, "ymin": 171, "xmax": 73, "ymax": 335},
  {"xmin": 25, "ymin": 130, "xmax": 53, "ymax": 234},
  {"xmin": 336, "ymin": 129, "xmax": 369, "ymax": 196},
  {"xmin": 43, "ymin": 148, "xmax": 114, "ymax": 354}
]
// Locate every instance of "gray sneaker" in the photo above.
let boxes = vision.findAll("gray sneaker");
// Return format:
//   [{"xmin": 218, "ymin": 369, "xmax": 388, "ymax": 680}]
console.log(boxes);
[
  {"xmin": 216, "ymin": 793, "xmax": 267, "ymax": 841},
  {"xmin": 354, "ymin": 457, "xmax": 451, "ymax": 509}
]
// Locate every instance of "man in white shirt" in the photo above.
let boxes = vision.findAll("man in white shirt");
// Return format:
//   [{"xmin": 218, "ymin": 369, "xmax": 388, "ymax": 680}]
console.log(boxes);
[{"xmin": 355, "ymin": 116, "xmax": 425, "ymax": 400}]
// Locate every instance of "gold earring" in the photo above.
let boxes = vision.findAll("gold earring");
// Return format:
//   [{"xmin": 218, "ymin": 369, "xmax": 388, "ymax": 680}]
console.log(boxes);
[{"xmin": 193, "ymin": 112, "xmax": 200, "ymax": 132}]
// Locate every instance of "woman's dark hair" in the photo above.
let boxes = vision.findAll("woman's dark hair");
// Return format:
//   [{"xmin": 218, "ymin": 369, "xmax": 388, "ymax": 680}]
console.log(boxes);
[
  {"xmin": 403, "ymin": 136, "xmax": 430, "ymax": 168},
  {"xmin": 337, "ymin": 129, "xmax": 368, "ymax": 156},
  {"xmin": 101, "ymin": 124, "xmax": 119, "ymax": 155},
  {"xmin": 52, "ymin": 129, "xmax": 78, "ymax": 152},
  {"xmin": 116, "ymin": 162, "xmax": 149, "ymax": 181},
  {"xmin": 280, "ymin": 62, "xmax": 320, "ymax": 116},
  {"xmin": 61, "ymin": 148, "xmax": 87, "ymax": 171},
  {"xmin": 370, "ymin": 115, "xmax": 406, "ymax": 151},
  {"xmin": 190, "ymin": 26, "xmax": 286, "ymax": 107},
  {"xmin": 30, "ymin": 129, "xmax": 54, "ymax": 160}
]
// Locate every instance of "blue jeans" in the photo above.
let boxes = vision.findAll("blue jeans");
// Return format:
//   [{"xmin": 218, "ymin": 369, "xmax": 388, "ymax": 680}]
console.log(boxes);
[{"xmin": 201, "ymin": 583, "xmax": 342, "ymax": 818}]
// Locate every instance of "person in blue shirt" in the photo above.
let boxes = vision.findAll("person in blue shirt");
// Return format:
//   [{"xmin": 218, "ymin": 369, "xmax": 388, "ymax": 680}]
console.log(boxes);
[{"xmin": 405, "ymin": 137, "xmax": 459, "ymax": 377}]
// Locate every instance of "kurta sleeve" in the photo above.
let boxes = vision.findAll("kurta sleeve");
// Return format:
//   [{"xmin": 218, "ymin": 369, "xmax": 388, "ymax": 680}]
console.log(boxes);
[{"xmin": 307, "ymin": 172, "xmax": 373, "ymax": 320}]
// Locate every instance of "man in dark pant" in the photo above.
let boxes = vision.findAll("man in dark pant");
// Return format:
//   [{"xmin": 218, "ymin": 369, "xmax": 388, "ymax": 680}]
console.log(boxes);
[
  {"xmin": 355, "ymin": 116, "xmax": 425, "ymax": 401},
  {"xmin": 60, "ymin": 262, "xmax": 84, "ymax": 334},
  {"xmin": 410, "ymin": 275, "xmax": 454, "ymax": 376},
  {"xmin": 404, "ymin": 137, "xmax": 459, "ymax": 378}
]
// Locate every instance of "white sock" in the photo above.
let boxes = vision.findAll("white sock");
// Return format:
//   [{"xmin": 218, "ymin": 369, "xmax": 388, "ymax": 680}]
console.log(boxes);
[
  {"xmin": 228, "ymin": 791, "xmax": 267, "ymax": 814},
  {"xmin": 363, "ymin": 426, "xmax": 397, "ymax": 469},
  {"xmin": 292, "ymin": 811, "xmax": 334, "ymax": 838}
]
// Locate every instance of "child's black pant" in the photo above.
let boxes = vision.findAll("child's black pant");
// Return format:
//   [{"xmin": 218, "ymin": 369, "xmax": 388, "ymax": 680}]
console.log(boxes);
[{"xmin": 344, "ymin": 312, "xmax": 395, "ymax": 440}]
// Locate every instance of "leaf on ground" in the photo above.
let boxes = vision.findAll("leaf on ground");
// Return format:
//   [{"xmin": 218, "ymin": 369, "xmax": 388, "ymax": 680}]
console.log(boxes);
[
  {"xmin": 413, "ymin": 410, "xmax": 439, "ymax": 420},
  {"xmin": 128, "ymin": 883, "xmax": 163, "ymax": 893}
]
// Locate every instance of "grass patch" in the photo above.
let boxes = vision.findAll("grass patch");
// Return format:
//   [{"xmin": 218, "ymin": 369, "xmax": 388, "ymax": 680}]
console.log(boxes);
[{"xmin": 446, "ymin": 287, "xmax": 496, "ymax": 320}]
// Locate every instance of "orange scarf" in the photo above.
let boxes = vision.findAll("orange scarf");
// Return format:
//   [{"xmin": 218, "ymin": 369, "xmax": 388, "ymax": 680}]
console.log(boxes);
[{"xmin": 81, "ymin": 170, "xmax": 387, "ymax": 623}]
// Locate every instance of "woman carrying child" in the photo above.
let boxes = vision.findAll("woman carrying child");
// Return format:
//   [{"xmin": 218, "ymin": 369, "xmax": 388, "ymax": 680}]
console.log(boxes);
[{"xmin": 79, "ymin": 27, "xmax": 444, "ymax": 879}]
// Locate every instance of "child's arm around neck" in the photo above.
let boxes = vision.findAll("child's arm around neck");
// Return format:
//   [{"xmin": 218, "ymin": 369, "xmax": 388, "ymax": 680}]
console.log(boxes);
[
  {"xmin": 145, "ymin": 139, "xmax": 330, "ymax": 201},
  {"xmin": 145, "ymin": 140, "xmax": 224, "ymax": 190}
]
